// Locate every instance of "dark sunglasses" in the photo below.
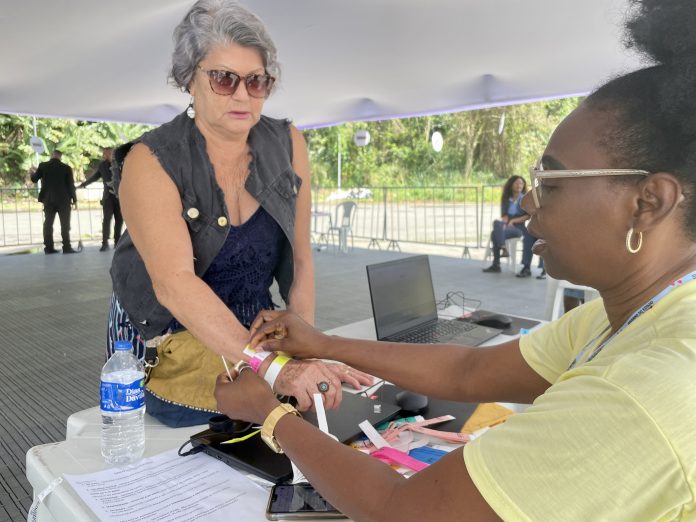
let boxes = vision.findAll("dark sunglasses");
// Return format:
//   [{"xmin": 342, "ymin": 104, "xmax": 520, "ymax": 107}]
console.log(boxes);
[{"xmin": 198, "ymin": 67, "xmax": 275, "ymax": 98}]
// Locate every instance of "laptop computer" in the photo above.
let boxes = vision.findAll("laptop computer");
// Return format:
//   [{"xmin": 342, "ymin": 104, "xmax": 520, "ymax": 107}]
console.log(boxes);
[
  {"xmin": 191, "ymin": 393, "xmax": 400, "ymax": 483},
  {"xmin": 366, "ymin": 255, "xmax": 502, "ymax": 346}
]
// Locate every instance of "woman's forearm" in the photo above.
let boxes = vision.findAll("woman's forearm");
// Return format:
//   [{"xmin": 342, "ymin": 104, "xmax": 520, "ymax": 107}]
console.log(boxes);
[
  {"xmin": 272, "ymin": 413, "xmax": 496, "ymax": 522},
  {"xmin": 153, "ymin": 271, "xmax": 249, "ymax": 361},
  {"xmin": 320, "ymin": 335, "xmax": 477, "ymax": 401},
  {"xmin": 274, "ymin": 413, "xmax": 405, "ymax": 522},
  {"xmin": 287, "ymin": 257, "xmax": 315, "ymax": 326}
]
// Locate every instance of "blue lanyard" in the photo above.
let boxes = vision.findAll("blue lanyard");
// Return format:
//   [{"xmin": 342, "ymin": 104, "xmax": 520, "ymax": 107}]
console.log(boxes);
[{"xmin": 567, "ymin": 270, "xmax": 696, "ymax": 370}]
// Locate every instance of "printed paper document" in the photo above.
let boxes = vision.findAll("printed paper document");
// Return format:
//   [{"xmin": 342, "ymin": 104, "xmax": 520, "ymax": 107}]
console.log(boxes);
[{"xmin": 63, "ymin": 449, "xmax": 269, "ymax": 521}]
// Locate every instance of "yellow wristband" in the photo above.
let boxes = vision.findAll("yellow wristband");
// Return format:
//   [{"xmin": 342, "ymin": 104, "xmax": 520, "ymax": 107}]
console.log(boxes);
[{"xmin": 263, "ymin": 354, "xmax": 291, "ymax": 391}]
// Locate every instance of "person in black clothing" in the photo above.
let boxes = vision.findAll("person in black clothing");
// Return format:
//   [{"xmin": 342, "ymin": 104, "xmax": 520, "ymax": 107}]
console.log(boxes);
[
  {"xmin": 79, "ymin": 147, "xmax": 122, "ymax": 251},
  {"xmin": 30, "ymin": 150, "xmax": 78, "ymax": 254}
]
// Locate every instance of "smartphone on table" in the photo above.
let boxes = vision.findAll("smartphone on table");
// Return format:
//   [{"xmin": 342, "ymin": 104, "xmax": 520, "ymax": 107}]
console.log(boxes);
[{"xmin": 266, "ymin": 483, "xmax": 347, "ymax": 520}]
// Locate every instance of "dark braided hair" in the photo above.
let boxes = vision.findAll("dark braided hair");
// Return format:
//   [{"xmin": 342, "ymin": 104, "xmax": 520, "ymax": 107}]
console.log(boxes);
[{"xmin": 584, "ymin": 0, "xmax": 696, "ymax": 239}]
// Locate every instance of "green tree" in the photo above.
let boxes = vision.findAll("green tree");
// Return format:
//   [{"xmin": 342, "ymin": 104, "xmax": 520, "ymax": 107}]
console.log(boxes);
[
  {"xmin": 0, "ymin": 115, "xmax": 152, "ymax": 187},
  {"xmin": 302, "ymin": 97, "xmax": 582, "ymax": 189}
]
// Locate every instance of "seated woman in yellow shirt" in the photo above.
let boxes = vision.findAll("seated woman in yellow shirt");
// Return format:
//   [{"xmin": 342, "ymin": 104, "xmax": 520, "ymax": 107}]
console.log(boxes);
[{"xmin": 215, "ymin": 1, "xmax": 696, "ymax": 520}]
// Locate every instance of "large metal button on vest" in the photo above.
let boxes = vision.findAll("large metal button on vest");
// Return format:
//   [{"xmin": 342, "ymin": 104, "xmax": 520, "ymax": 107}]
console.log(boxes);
[
  {"xmin": 217, "ymin": 216, "xmax": 228, "ymax": 227},
  {"xmin": 186, "ymin": 207, "xmax": 200, "ymax": 219}
]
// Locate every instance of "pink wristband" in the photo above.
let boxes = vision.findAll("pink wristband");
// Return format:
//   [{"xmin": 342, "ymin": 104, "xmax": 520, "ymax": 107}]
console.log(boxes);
[{"xmin": 249, "ymin": 350, "xmax": 273, "ymax": 373}]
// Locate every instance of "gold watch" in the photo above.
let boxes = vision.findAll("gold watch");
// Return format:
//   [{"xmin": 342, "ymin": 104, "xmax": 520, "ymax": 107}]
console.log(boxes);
[{"xmin": 261, "ymin": 403, "xmax": 300, "ymax": 453}]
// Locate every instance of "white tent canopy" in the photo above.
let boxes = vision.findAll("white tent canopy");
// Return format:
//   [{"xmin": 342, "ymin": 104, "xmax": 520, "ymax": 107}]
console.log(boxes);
[{"xmin": 0, "ymin": 0, "xmax": 642, "ymax": 128}]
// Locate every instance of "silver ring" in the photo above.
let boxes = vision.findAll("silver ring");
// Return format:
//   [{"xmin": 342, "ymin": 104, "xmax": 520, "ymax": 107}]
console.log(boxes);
[{"xmin": 317, "ymin": 381, "xmax": 330, "ymax": 393}]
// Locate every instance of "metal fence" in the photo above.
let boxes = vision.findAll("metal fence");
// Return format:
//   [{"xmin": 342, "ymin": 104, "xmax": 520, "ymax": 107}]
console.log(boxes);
[
  {"xmin": 0, "ymin": 185, "xmax": 505, "ymax": 251},
  {"xmin": 311, "ymin": 185, "xmax": 503, "ymax": 254},
  {"xmin": 0, "ymin": 187, "xmax": 107, "ymax": 248}
]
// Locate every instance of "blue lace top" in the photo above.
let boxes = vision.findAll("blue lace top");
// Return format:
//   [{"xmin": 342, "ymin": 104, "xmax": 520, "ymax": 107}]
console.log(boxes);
[{"xmin": 169, "ymin": 205, "xmax": 285, "ymax": 330}]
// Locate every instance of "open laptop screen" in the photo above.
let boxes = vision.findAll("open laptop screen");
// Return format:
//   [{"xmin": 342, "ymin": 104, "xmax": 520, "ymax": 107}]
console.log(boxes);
[{"xmin": 366, "ymin": 255, "xmax": 438, "ymax": 340}]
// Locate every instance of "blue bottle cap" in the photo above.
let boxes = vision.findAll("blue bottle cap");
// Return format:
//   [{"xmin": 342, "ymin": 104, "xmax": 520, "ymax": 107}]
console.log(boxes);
[{"xmin": 113, "ymin": 340, "xmax": 133, "ymax": 351}]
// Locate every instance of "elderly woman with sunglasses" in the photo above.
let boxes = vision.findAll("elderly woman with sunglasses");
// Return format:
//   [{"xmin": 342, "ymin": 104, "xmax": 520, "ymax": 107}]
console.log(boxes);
[
  {"xmin": 216, "ymin": 1, "xmax": 696, "ymax": 519},
  {"xmin": 105, "ymin": 0, "xmax": 371, "ymax": 427}
]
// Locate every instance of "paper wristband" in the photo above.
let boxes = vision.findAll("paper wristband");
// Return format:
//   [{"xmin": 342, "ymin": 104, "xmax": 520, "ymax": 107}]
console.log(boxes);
[
  {"xmin": 249, "ymin": 350, "xmax": 273, "ymax": 373},
  {"xmin": 242, "ymin": 345, "xmax": 258, "ymax": 357},
  {"xmin": 372, "ymin": 447, "xmax": 429, "ymax": 472},
  {"xmin": 263, "ymin": 355, "xmax": 291, "ymax": 390}
]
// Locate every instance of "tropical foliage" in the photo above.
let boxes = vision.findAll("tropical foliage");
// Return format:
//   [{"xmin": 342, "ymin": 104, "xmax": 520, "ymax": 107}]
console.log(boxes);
[
  {"xmin": 304, "ymin": 97, "xmax": 582, "ymax": 188},
  {"xmin": 0, "ymin": 97, "xmax": 581, "ymax": 188},
  {"xmin": 0, "ymin": 115, "xmax": 152, "ymax": 187}
]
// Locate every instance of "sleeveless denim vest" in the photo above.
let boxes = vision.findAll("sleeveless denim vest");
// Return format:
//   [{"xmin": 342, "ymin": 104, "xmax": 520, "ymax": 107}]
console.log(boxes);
[{"xmin": 110, "ymin": 112, "xmax": 300, "ymax": 340}]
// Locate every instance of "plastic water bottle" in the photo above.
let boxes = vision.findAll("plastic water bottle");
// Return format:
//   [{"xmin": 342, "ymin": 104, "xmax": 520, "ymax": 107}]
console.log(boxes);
[{"xmin": 100, "ymin": 340, "xmax": 146, "ymax": 465}]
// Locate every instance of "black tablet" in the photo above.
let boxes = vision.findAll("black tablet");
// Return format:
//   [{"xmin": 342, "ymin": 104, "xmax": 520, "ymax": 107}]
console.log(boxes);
[{"xmin": 190, "ymin": 428, "xmax": 293, "ymax": 484}]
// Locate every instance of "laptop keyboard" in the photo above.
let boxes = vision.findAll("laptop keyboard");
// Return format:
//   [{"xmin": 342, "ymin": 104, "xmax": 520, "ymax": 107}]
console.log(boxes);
[{"xmin": 389, "ymin": 320, "xmax": 477, "ymax": 344}]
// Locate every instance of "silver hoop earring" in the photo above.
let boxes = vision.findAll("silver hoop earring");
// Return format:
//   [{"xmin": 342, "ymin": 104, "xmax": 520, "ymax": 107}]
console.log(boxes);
[
  {"xmin": 625, "ymin": 227, "xmax": 643, "ymax": 254},
  {"xmin": 186, "ymin": 98, "xmax": 195, "ymax": 119}
]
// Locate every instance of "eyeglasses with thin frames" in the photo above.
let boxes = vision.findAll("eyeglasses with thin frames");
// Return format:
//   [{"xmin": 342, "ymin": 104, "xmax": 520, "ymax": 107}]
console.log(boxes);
[
  {"xmin": 198, "ymin": 67, "xmax": 275, "ymax": 98},
  {"xmin": 528, "ymin": 160, "xmax": 650, "ymax": 208}
]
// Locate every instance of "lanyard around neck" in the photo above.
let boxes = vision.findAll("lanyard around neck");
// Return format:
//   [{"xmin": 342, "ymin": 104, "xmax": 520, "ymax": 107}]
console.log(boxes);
[{"xmin": 567, "ymin": 269, "xmax": 696, "ymax": 370}]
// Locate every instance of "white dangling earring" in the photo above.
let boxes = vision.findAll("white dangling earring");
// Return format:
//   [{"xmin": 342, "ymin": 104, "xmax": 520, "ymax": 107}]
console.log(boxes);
[
  {"xmin": 625, "ymin": 227, "xmax": 643, "ymax": 254},
  {"xmin": 186, "ymin": 98, "xmax": 196, "ymax": 119}
]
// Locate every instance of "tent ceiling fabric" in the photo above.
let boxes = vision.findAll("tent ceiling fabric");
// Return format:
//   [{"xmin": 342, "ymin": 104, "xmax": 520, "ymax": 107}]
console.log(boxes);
[{"xmin": 0, "ymin": 0, "xmax": 643, "ymax": 128}]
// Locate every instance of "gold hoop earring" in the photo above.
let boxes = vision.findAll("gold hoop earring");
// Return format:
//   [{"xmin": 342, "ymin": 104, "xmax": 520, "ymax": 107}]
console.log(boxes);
[{"xmin": 625, "ymin": 227, "xmax": 643, "ymax": 254}]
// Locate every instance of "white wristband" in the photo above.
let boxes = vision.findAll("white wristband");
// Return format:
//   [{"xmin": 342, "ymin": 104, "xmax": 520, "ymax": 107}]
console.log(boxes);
[
  {"xmin": 263, "ymin": 355, "xmax": 291, "ymax": 391},
  {"xmin": 243, "ymin": 345, "xmax": 274, "ymax": 373}
]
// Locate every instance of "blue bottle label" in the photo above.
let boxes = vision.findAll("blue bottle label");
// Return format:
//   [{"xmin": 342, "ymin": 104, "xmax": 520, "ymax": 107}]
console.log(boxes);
[{"xmin": 100, "ymin": 378, "xmax": 145, "ymax": 412}]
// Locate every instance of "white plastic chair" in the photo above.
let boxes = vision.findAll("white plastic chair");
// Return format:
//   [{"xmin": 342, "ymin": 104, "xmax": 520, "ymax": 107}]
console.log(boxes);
[
  {"xmin": 545, "ymin": 277, "xmax": 600, "ymax": 320},
  {"xmin": 482, "ymin": 237, "xmax": 521, "ymax": 272},
  {"xmin": 328, "ymin": 201, "xmax": 357, "ymax": 253}
]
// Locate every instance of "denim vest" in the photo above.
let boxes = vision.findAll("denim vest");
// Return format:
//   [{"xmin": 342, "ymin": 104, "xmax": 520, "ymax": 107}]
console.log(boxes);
[{"xmin": 110, "ymin": 112, "xmax": 300, "ymax": 340}]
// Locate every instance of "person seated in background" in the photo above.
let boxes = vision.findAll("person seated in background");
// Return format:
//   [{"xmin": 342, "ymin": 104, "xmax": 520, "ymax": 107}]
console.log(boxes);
[
  {"xmin": 518, "ymin": 225, "xmax": 544, "ymax": 278},
  {"xmin": 215, "ymin": 1, "xmax": 696, "ymax": 518},
  {"xmin": 482, "ymin": 175, "xmax": 530, "ymax": 274}
]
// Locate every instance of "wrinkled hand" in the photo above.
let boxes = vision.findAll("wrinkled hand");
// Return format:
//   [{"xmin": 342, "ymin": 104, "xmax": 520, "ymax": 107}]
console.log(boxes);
[
  {"xmin": 272, "ymin": 359, "xmax": 344, "ymax": 411},
  {"xmin": 271, "ymin": 359, "xmax": 373, "ymax": 411},
  {"xmin": 325, "ymin": 363, "xmax": 374, "ymax": 391},
  {"xmin": 214, "ymin": 371, "xmax": 279, "ymax": 425},
  {"xmin": 248, "ymin": 310, "xmax": 329, "ymax": 359}
]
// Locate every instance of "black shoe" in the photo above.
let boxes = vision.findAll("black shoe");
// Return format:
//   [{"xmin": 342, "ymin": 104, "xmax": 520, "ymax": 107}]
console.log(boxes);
[
  {"xmin": 516, "ymin": 267, "xmax": 532, "ymax": 278},
  {"xmin": 483, "ymin": 264, "xmax": 501, "ymax": 273},
  {"xmin": 536, "ymin": 269, "xmax": 547, "ymax": 280},
  {"xmin": 100, "ymin": 244, "xmax": 109, "ymax": 252},
  {"xmin": 500, "ymin": 247, "xmax": 510, "ymax": 258},
  {"xmin": 44, "ymin": 247, "xmax": 59, "ymax": 254},
  {"xmin": 62, "ymin": 247, "xmax": 78, "ymax": 254}
]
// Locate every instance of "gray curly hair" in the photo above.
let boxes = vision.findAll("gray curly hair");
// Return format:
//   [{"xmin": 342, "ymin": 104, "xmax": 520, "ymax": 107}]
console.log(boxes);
[{"xmin": 169, "ymin": 0, "xmax": 280, "ymax": 92}]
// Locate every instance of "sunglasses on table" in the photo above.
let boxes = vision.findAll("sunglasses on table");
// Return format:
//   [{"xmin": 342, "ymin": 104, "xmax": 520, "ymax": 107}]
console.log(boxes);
[
  {"xmin": 528, "ymin": 160, "xmax": 650, "ymax": 208},
  {"xmin": 198, "ymin": 67, "xmax": 275, "ymax": 98}
]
